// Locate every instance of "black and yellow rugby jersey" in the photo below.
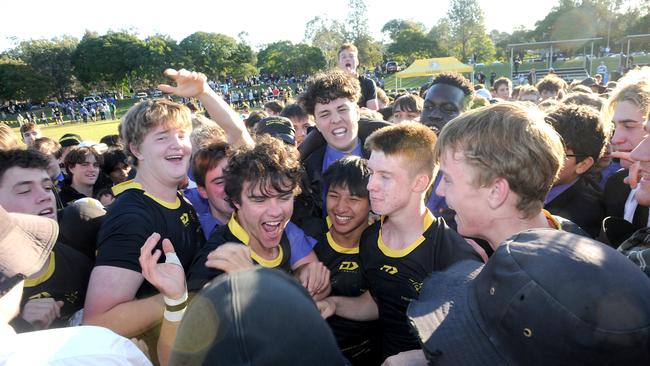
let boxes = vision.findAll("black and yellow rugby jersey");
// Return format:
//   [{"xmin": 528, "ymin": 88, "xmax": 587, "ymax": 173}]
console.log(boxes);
[
  {"xmin": 313, "ymin": 217, "xmax": 378, "ymax": 365},
  {"xmin": 359, "ymin": 210, "xmax": 481, "ymax": 358},
  {"xmin": 96, "ymin": 180, "xmax": 205, "ymax": 298},
  {"xmin": 187, "ymin": 215, "xmax": 292, "ymax": 291},
  {"xmin": 313, "ymin": 217, "xmax": 368, "ymax": 298},
  {"xmin": 21, "ymin": 243, "xmax": 92, "ymax": 329}
]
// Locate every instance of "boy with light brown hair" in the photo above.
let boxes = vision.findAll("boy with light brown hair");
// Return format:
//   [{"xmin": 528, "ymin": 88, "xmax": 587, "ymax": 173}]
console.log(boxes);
[
  {"xmin": 337, "ymin": 43, "xmax": 378, "ymax": 110},
  {"xmin": 536, "ymin": 74, "xmax": 568, "ymax": 101},
  {"xmin": 319, "ymin": 122, "xmax": 481, "ymax": 360}
]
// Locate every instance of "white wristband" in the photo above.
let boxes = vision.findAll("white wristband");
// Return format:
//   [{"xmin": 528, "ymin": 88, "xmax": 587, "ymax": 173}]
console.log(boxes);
[
  {"xmin": 163, "ymin": 308, "xmax": 186, "ymax": 322},
  {"xmin": 164, "ymin": 290, "xmax": 188, "ymax": 307},
  {"xmin": 165, "ymin": 252, "xmax": 182, "ymax": 267},
  {"xmin": 163, "ymin": 251, "xmax": 188, "ymax": 306}
]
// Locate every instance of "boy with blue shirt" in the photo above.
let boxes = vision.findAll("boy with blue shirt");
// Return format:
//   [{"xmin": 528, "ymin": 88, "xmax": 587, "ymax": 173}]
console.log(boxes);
[
  {"xmin": 297, "ymin": 70, "xmax": 389, "ymax": 222},
  {"xmin": 192, "ymin": 142, "xmax": 232, "ymax": 238},
  {"xmin": 187, "ymin": 136, "xmax": 330, "ymax": 299},
  {"xmin": 544, "ymin": 104, "xmax": 607, "ymax": 238}
]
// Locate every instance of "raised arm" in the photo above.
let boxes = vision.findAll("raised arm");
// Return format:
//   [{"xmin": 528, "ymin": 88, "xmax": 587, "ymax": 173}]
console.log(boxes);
[{"xmin": 158, "ymin": 68, "xmax": 254, "ymax": 148}]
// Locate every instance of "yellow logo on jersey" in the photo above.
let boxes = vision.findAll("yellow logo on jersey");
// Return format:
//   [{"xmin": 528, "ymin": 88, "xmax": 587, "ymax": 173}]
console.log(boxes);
[
  {"xmin": 410, "ymin": 279, "xmax": 423, "ymax": 293},
  {"xmin": 180, "ymin": 213, "xmax": 189, "ymax": 226},
  {"xmin": 380, "ymin": 265, "xmax": 398, "ymax": 275},
  {"xmin": 339, "ymin": 261, "xmax": 359, "ymax": 271},
  {"xmin": 28, "ymin": 292, "xmax": 52, "ymax": 300},
  {"xmin": 65, "ymin": 291, "xmax": 79, "ymax": 304}
]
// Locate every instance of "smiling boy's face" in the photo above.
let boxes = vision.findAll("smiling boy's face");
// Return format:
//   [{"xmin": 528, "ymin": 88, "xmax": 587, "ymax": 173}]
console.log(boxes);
[
  {"xmin": 313, "ymin": 97, "xmax": 360, "ymax": 153},
  {"xmin": 0, "ymin": 167, "xmax": 57, "ymax": 222}
]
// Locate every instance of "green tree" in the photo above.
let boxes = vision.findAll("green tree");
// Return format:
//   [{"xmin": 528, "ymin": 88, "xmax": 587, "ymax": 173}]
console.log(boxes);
[
  {"xmin": 71, "ymin": 31, "xmax": 103, "ymax": 87},
  {"xmin": 228, "ymin": 42, "xmax": 256, "ymax": 80},
  {"xmin": 381, "ymin": 19, "xmax": 427, "ymax": 41},
  {"xmin": 8, "ymin": 37, "xmax": 79, "ymax": 100},
  {"xmin": 345, "ymin": 0, "xmax": 369, "ymax": 43},
  {"xmin": 429, "ymin": 19, "xmax": 453, "ymax": 55},
  {"xmin": 257, "ymin": 41, "xmax": 325, "ymax": 75},
  {"xmin": 383, "ymin": 22, "xmax": 441, "ymax": 63},
  {"xmin": 179, "ymin": 32, "xmax": 252, "ymax": 81},
  {"xmin": 490, "ymin": 26, "xmax": 534, "ymax": 61},
  {"xmin": 625, "ymin": 11, "xmax": 650, "ymax": 49},
  {"xmin": 447, "ymin": 0, "xmax": 495, "ymax": 62},
  {"xmin": 529, "ymin": 0, "xmax": 639, "ymax": 54},
  {"xmin": 72, "ymin": 31, "xmax": 147, "ymax": 90},
  {"xmin": 304, "ymin": 16, "xmax": 347, "ymax": 68},
  {"xmin": 0, "ymin": 59, "xmax": 51, "ymax": 102},
  {"xmin": 354, "ymin": 35, "xmax": 384, "ymax": 69},
  {"xmin": 142, "ymin": 34, "xmax": 182, "ymax": 85}
]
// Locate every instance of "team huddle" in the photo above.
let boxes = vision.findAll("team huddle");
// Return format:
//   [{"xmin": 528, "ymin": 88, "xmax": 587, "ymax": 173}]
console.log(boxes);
[{"xmin": 1, "ymin": 43, "xmax": 650, "ymax": 366}]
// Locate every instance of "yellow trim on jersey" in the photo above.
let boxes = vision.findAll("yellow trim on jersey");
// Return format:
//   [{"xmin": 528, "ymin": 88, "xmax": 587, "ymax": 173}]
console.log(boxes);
[
  {"xmin": 228, "ymin": 215, "xmax": 251, "ymax": 244},
  {"xmin": 111, "ymin": 179, "xmax": 136, "ymax": 196},
  {"xmin": 24, "ymin": 252, "xmax": 55, "ymax": 287},
  {"xmin": 543, "ymin": 209, "xmax": 561, "ymax": 230},
  {"xmin": 227, "ymin": 215, "xmax": 284, "ymax": 268},
  {"xmin": 111, "ymin": 180, "xmax": 180, "ymax": 209},
  {"xmin": 326, "ymin": 231, "xmax": 359, "ymax": 254},
  {"xmin": 378, "ymin": 209, "xmax": 435, "ymax": 258},
  {"xmin": 250, "ymin": 247, "xmax": 284, "ymax": 268},
  {"xmin": 143, "ymin": 192, "xmax": 180, "ymax": 209}
]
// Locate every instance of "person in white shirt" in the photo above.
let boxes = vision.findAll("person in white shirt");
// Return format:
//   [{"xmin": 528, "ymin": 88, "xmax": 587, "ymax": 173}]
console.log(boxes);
[{"xmin": 0, "ymin": 205, "xmax": 151, "ymax": 366}]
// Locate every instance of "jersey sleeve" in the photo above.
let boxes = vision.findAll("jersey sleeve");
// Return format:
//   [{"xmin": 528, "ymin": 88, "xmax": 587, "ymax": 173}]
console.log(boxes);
[
  {"xmin": 95, "ymin": 208, "xmax": 155, "ymax": 273},
  {"xmin": 434, "ymin": 220, "xmax": 483, "ymax": 268},
  {"xmin": 285, "ymin": 221, "xmax": 317, "ymax": 265}
]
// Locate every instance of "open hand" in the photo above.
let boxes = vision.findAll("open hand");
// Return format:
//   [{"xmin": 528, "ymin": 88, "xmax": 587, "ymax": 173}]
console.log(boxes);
[
  {"xmin": 158, "ymin": 69, "xmax": 210, "ymax": 98},
  {"xmin": 139, "ymin": 232, "xmax": 186, "ymax": 301}
]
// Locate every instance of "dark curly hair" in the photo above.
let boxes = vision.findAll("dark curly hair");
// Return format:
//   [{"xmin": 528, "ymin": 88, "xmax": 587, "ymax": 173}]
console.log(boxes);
[
  {"xmin": 224, "ymin": 135, "xmax": 303, "ymax": 208},
  {"xmin": 101, "ymin": 148, "xmax": 129, "ymax": 177},
  {"xmin": 431, "ymin": 72, "xmax": 474, "ymax": 97},
  {"xmin": 298, "ymin": 70, "xmax": 361, "ymax": 115},
  {"xmin": 0, "ymin": 149, "xmax": 50, "ymax": 184},
  {"xmin": 545, "ymin": 104, "xmax": 607, "ymax": 164}
]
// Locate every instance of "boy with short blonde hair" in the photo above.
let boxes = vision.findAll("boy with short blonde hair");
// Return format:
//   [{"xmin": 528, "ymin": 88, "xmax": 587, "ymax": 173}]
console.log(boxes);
[{"xmin": 319, "ymin": 122, "xmax": 480, "ymax": 360}]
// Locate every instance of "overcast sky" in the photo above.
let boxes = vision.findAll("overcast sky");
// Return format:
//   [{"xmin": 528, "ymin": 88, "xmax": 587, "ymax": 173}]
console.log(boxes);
[{"xmin": 0, "ymin": 0, "xmax": 562, "ymax": 51}]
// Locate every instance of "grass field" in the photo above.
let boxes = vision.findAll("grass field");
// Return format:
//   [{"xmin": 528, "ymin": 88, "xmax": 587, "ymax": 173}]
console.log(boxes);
[
  {"xmin": 10, "ymin": 98, "xmax": 136, "ymax": 145},
  {"xmin": 383, "ymin": 54, "xmax": 650, "ymax": 90},
  {"xmin": 13, "ymin": 119, "xmax": 121, "ymax": 146}
]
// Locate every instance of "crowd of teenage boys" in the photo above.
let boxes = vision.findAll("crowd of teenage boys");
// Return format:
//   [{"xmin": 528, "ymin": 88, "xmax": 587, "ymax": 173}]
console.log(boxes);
[{"xmin": 0, "ymin": 41, "xmax": 649, "ymax": 365}]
